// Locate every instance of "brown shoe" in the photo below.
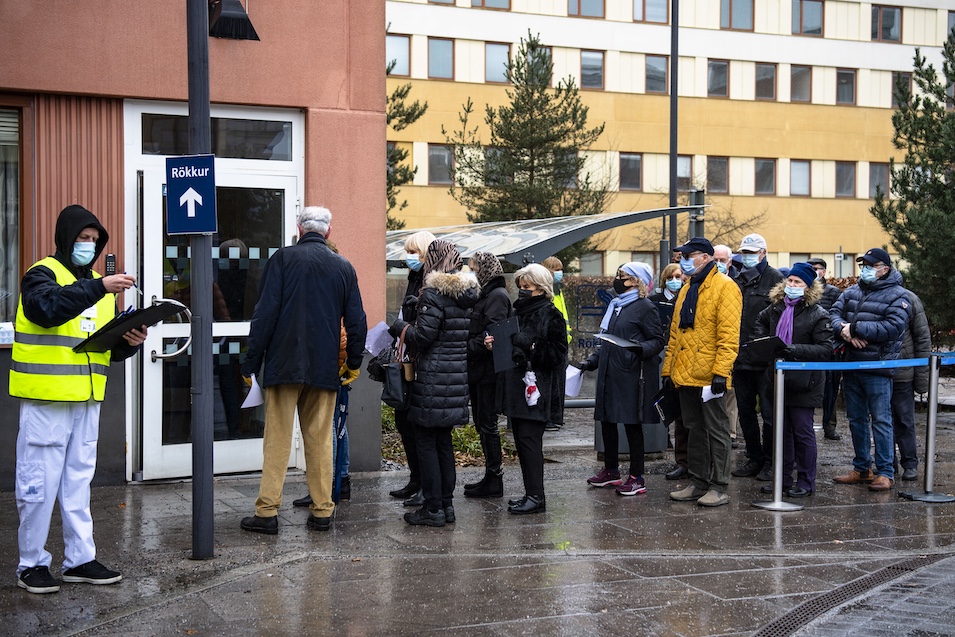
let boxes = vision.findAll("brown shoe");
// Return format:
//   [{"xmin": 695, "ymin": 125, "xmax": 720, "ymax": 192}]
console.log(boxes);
[
  {"xmin": 833, "ymin": 469, "xmax": 874, "ymax": 484},
  {"xmin": 868, "ymin": 475, "xmax": 894, "ymax": 491}
]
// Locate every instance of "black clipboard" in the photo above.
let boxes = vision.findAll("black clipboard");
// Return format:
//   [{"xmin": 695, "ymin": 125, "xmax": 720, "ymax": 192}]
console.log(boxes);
[
  {"xmin": 73, "ymin": 301, "xmax": 186, "ymax": 353},
  {"xmin": 488, "ymin": 315, "xmax": 520, "ymax": 373},
  {"xmin": 595, "ymin": 333, "xmax": 643, "ymax": 350},
  {"xmin": 739, "ymin": 335, "xmax": 786, "ymax": 365}
]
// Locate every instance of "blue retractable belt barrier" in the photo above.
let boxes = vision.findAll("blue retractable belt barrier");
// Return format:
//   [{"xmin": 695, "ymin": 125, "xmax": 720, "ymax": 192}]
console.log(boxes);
[{"xmin": 775, "ymin": 357, "xmax": 929, "ymax": 371}]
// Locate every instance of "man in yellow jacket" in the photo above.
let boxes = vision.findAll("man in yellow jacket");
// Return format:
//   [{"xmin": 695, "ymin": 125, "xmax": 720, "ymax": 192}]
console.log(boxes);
[
  {"xmin": 10, "ymin": 205, "xmax": 146, "ymax": 594},
  {"xmin": 661, "ymin": 237, "xmax": 742, "ymax": 507}
]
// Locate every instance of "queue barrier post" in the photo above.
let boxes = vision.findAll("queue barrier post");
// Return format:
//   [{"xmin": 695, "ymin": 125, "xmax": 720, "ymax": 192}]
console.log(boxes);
[
  {"xmin": 899, "ymin": 353, "xmax": 955, "ymax": 503},
  {"xmin": 752, "ymin": 359, "xmax": 804, "ymax": 512}
]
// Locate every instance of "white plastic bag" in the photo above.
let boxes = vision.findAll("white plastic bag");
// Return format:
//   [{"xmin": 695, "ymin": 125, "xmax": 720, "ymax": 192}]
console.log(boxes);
[{"xmin": 523, "ymin": 370, "xmax": 540, "ymax": 406}]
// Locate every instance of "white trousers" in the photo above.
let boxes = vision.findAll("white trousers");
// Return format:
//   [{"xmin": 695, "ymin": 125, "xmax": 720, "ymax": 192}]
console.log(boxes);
[{"xmin": 16, "ymin": 399, "xmax": 100, "ymax": 575}]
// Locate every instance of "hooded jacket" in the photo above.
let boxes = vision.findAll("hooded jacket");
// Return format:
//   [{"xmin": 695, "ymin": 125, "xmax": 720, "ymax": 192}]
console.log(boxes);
[
  {"xmin": 752, "ymin": 280, "xmax": 833, "ymax": 408},
  {"xmin": 400, "ymin": 271, "xmax": 479, "ymax": 428},
  {"xmin": 830, "ymin": 268, "xmax": 909, "ymax": 376}
]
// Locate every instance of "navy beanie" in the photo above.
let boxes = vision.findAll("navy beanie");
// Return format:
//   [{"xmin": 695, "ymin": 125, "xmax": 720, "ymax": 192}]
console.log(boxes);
[{"xmin": 788, "ymin": 262, "xmax": 816, "ymax": 288}]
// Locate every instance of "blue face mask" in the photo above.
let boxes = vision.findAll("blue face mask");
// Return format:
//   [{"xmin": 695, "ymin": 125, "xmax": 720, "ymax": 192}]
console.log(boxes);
[
  {"xmin": 859, "ymin": 265, "xmax": 878, "ymax": 283},
  {"xmin": 679, "ymin": 257, "xmax": 697, "ymax": 276},
  {"xmin": 665, "ymin": 279, "xmax": 683, "ymax": 292},
  {"xmin": 71, "ymin": 242, "xmax": 96, "ymax": 266},
  {"xmin": 716, "ymin": 261, "xmax": 727, "ymax": 274},
  {"xmin": 740, "ymin": 253, "xmax": 760, "ymax": 269},
  {"xmin": 553, "ymin": 271, "xmax": 563, "ymax": 283},
  {"xmin": 784, "ymin": 286, "xmax": 805, "ymax": 299},
  {"xmin": 405, "ymin": 255, "xmax": 423, "ymax": 272}
]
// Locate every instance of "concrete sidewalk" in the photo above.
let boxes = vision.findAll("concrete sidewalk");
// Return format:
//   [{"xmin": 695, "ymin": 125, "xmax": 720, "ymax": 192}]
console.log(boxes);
[{"xmin": 2, "ymin": 409, "xmax": 955, "ymax": 637}]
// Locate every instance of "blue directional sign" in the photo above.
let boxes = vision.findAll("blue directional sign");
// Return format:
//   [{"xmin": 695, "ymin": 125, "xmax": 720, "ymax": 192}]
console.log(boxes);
[{"xmin": 165, "ymin": 154, "xmax": 217, "ymax": 235}]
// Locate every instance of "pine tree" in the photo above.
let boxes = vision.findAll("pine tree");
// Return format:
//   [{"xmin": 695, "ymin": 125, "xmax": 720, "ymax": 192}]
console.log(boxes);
[
  {"xmin": 870, "ymin": 30, "xmax": 955, "ymax": 332},
  {"xmin": 443, "ymin": 32, "xmax": 611, "ymax": 265},
  {"xmin": 387, "ymin": 61, "xmax": 428, "ymax": 231}
]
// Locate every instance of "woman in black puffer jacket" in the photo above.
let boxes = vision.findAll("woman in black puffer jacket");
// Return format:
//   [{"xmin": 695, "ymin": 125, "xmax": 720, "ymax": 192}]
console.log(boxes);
[
  {"xmin": 389, "ymin": 240, "xmax": 478, "ymax": 527},
  {"xmin": 486, "ymin": 263, "xmax": 568, "ymax": 515}
]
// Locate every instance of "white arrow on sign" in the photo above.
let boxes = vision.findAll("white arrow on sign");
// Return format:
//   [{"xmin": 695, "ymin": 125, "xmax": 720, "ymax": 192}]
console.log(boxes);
[{"xmin": 179, "ymin": 187, "xmax": 203, "ymax": 218}]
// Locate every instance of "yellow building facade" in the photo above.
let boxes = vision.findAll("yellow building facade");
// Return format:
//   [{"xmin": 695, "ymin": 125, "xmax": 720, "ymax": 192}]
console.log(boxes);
[{"xmin": 386, "ymin": 0, "xmax": 955, "ymax": 276}]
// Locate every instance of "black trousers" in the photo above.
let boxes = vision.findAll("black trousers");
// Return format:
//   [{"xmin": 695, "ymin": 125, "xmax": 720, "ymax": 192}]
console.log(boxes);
[
  {"xmin": 601, "ymin": 421, "xmax": 645, "ymax": 477},
  {"xmin": 469, "ymin": 380, "xmax": 502, "ymax": 473},
  {"xmin": 394, "ymin": 407, "xmax": 421, "ymax": 485},
  {"xmin": 734, "ymin": 368, "xmax": 773, "ymax": 466},
  {"xmin": 413, "ymin": 424, "xmax": 456, "ymax": 512},
  {"xmin": 891, "ymin": 380, "xmax": 919, "ymax": 470},
  {"xmin": 822, "ymin": 370, "xmax": 841, "ymax": 428},
  {"xmin": 511, "ymin": 417, "xmax": 545, "ymax": 497}
]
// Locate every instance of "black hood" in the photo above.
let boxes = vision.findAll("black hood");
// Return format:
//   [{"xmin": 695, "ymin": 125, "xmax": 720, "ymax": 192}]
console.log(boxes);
[{"xmin": 53, "ymin": 204, "xmax": 109, "ymax": 275}]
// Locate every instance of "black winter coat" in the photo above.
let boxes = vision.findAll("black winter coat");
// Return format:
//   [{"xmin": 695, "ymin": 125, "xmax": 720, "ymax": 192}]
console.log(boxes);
[
  {"xmin": 735, "ymin": 260, "xmax": 784, "ymax": 370},
  {"xmin": 753, "ymin": 281, "xmax": 833, "ymax": 408},
  {"xmin": 242, "ymin": 233, "xmax": 367, "ymax": 389},
  {"xmin": 467, "ymin": 276, "xmax": 512, "ymax": 384},
  {"xmin": 818, "ymin": 281, "xmax": 842, "ymax": 313},
  {"xmin": 497, "ymin": 295, "xmax": 568, "ymax": 424},
  {"xmin": 393, "ymin": 271, "xmax": 479, "ymax": 428},
  {"xmin": 896, "ymin": 289, "xmax": 931, "ymax": 391},
  {"xmin": 647, "ymin": 290, "xmax": 676, "ymax": 334},
  {"xmin": 584, "ymin": 297, "xmax": 665, "ymax": 424}
]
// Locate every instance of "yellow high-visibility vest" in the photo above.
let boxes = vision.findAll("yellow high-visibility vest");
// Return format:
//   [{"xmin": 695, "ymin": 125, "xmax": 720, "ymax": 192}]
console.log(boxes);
[
  {"xmin": 9, "ymin": 257, "xmax": 115, "ymax": 402},
  {"xmin": 553, "ymin": 289, "xmax": 572, "ymax": 344}
]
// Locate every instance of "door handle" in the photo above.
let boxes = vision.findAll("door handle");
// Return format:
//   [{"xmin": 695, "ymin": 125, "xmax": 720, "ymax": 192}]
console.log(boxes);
[{"xmin": 149, "ymin": 297, "xmax": 193, "ymax": 362}]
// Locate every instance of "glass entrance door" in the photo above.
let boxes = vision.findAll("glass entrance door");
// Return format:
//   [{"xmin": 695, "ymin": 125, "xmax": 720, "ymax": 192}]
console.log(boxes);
[{"xmin": 139, "ymin": 168, "xmax": 298, "ymax": 479}]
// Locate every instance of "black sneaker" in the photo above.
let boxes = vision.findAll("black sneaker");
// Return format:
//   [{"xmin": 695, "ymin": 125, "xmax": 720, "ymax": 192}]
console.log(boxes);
[
  {"xmin": 62, "ymin": 560, "xmax": 122, "ymax": 585},
  {"xmin": 444, "ymin": 505, "xmax": 455, "ymax": 524},
  {"xmin": 292, "ymin": 494, "xmax": 313, "ymax": 508},
  {"xmin": 17, "ymin": 565, "xmax": 60, "ymax": 594},
  {"xmin": 339, "ymin": 476, "xmax": 351, "ymax": 501},
  {"xmin": 306, "ymin": 514, "xmax": 331, "ymax": 532},
  {"xmin": 241, "ymin": 515, "xmax": 278, "ymax": 535},
  {"xmin": 403, "ymin": 506, "xmax": 446, "ymax": 527}
]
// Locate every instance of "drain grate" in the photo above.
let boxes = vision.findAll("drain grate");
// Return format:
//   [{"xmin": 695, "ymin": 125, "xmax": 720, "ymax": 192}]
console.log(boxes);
[{"xmin": 752, "ymin": 554, "xmax": 949, "ymax": 637}]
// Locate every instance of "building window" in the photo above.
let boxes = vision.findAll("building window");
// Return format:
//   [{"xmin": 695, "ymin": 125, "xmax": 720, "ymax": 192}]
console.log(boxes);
[
  {"xmin": 891, "ymin": 71, "xmax": 912, "ymax": 108},
  {"xmin": 677, "ymin": 155, "xmax": 692, "ymax": 191},
  {"xmin": 872, "ymin": 5, "xmax": 901, "ymax": 43},
  {"xmin": 429, "ymin": 0, "xmax": 454, "ymax": 3},
  {"xmin": 579, "ymin": 252, "xmax": 604, "ymax": 275},
  {"xmin": 526, "ymin": 43, "xmax": 554, "ymax": 87},
  {"xmin": 837, "ymin": 68, "xmax": 856, "ymax": 105},
  {"xmin": 428, "ymin": 38, "xmax": 454, "ymax": 80},
  {"xmin": 791, "ymin": 65, "xmax": 812, "ymax": 102},
  {"xmin": 792, "ymin": 0, "xmax": 823, "ymax": 36},
  {"xmin": 472, "ymin": 0, "xmax": 510, "ymax": 8},
  {"xmin": 721, "ymin": 0, "xmax": 753, "ymax": 31},
  {"xmin": 581, "ymin": 50, "xmax": 605, "ymax": 89},
  {"xmin": 756, "ymin": 63, "xmax": 776, "ymax": 100},
  {"xmin": 646, "ymin": 55, "xmax": 668, "ymax": 93},
  {"xmin": 790, "ymin": 159, "xmax": 811, "ymax": 196},
  {"xmin": 635, "ymin": 0, "xmax": 668, "ymax": 23},
  {"xmin": 142, "ymin": 114, "xmax": 293, "ymax": 160},
  {"xmin": 755, "ymin": 159, "xmax": 776, "ymax": 195},
  {"xmin": 619, "ymin": 153, "xmax": 643, "ymax": 191},
  {"xmin": 569, "ymin": 0, "xmax": 604, "ymax": 18},
  {"xmin": 0, "ymin": 108, "xmax": 19, "ymax": 322},
  {"xmin": 707, "ymin": 157, "xmax": 729, "ymax": 194},
  {"xmin": 485, "ymin": 43, "xmax": 510, "ymax": 83},
  {"xmin": 836, "ymin": 161, "xmax": 856, "ymax": 197},
  {"xmin": 869, "ymin": 162, "xmax": 890, "ymax": 198},
  {"xmin": 429, "ymin": 144, "xmax": 453, "ymax": 184},
  {"xmin": 386, "ymin": 35, "xmax": 410, "ymax": 77},
  {"xmin": 708, "ymin": 60, "xmax": 729, "ymax": 98},
  {"xmin": 484, "ymin": 147, "xmax": 514, "ymax": 186},
  {"xmin": 560, "ymin": 151, "xmax": 579, "ymax": 188}
]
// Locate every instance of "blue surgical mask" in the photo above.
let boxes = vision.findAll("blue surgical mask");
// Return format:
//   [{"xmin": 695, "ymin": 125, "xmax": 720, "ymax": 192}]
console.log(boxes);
[
  {"xmin": 71, "ymin": 242, "xmax": 96, "ymax": 266},
  {"xmin": 741, "ymin": 253, "xmax": 760, "ymax": 269},
  {"xmin": 553, "ymin": 271, "xmax": 563, "ymax": 283},
  {"xmin": 716, "ymin": 261, "xmax": 727, "ymax": 274},
  {"xmin": 679, "ymin": 257, "xmax": 697, "ymax": 276},
  {"xmin": 784, "ymin": 286, "xmax": 805, "ymax": 299},
  {"xmin": 859, "ymin": 265, "xmax": 877, "ymax": 283},
  {"xmin": 405, "ymin": 255, "xmax": 423, "ymax": 271},
  {"xmin": 665, "ymin": 279, "xmax": 683, "ymax": 292}
]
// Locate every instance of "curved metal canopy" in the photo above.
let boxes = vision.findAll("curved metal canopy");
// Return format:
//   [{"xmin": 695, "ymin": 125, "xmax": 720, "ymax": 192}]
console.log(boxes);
[{"xmin": 385, "ymin": 205, "xmax": 703, "ymax": 266}]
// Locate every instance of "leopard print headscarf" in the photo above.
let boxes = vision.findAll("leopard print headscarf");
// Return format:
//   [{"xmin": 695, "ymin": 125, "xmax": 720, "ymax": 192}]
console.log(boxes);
[
  {"xmin": 470, "ymin": 251, "xmax": 503, "ymax": 288},
  {"xmin": 422, "ymin": 239, "xmax": 462, "ymax": 278}
]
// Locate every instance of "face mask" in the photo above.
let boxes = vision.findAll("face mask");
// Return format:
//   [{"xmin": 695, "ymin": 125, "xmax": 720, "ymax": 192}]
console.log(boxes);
[
  {"xmin": 859, "ymin": 265, "xmax": 878, "ymax": 283},
  {"xmin": 612, "ymin": 279, "xmax": 631, "ymax": 295},
  {"xmin": 517, "ymin": 289, "xmax": 534, "ymax": 300},
  {"xmin": 741, "ymin": 253, "xmax": 760, "ymax": 269},
  {"xmin": 716, "ymin": 261, "xmax": 727, "ymax": 274},
  {"xmin": 72, "ymin": 242, "xmax": 96, "ymax": 266},
  {"xmin": 665, "ymin": 279, "xmax": 683, "ymax": 292},
  {"xmin": 405, "ymin": 256, "xmax": 423, "ymax": 271},
  {"xmin": 553, "ymin": 271, "xmax": 563, "ymax": 283},
  {"xmin": 679, "ymin": 257, "xmax": 697, "ymax": 276},
  {"xmin": 785, "ymin": 286, "xmax": 805, "ymax": 299}
]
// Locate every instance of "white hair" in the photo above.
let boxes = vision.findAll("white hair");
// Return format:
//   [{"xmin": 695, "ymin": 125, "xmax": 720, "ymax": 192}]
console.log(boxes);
[
  {"xmin": 297, "ymin": 206, "xmax": 332, "ymax": 236},
  {"xmin": 515, "ymin": 263, "xmax": 554, "ymax": 300}
]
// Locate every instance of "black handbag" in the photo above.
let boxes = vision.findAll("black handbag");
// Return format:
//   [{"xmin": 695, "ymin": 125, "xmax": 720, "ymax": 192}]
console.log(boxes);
[{"xmin": 381, "ymin": 325, "xmax": 410, "ymax": 409}]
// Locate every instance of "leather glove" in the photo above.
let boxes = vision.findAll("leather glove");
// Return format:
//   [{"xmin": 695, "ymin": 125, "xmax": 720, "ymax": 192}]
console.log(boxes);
[
  {"xmin": 512, "ymin": 348, "xmax": 528, "ymax": 367},
  {"xmin": 577, "ymin": 360, "xmax": 593, "ymax": 372},
  {"xmin": 628, "ymin": 342, "xmax": 644, "ymax": 358},
  {"xmin": 779, "ymin": 346, "xmax": 795, "ymax": 360},
  {"xmin": 242, "ymin": 375, "xmax": 253, "ymax": 387},
  {"xmin": 339, "ymin": 364, "xmax": 360, "ymax": 386},
  {"xmin": 512, "ymin": 331, "xmax": 534, "ymax": 350},
  {"xmin": 389, "ymin": 320, "xmax": 409, "ymax": 338},
  {"xmin": 663, "ymin": 377, "xmax": 675, "ymax": 393},
  {"xmin": 710, "ymin": 375, "xmax": 727, "ymax": 395}
]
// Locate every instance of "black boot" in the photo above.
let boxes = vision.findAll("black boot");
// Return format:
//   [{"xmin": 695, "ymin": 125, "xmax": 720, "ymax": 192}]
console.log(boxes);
[
  {"xmin": 389, "ymin": 482, "xmax": 419, "ymax": 499},
  {"xmin": 824, "ymin": 424, "xmax": 841, "ymax": 441},
  {"xmin": 463, "ymin": 473, "xmax": 486, "ymax": 491},
  {"xmin": 508, "ymin": 494, "xmax": 545, "ymax": 515},
  {"xmin": 403, "ymin": 489, "xmax": 425, "ymax": 507},
  {"xmin": 465, "ymin": 470, "xmax": 503, "ymax": 498},
  {"xmin": 339, "ymin": 476, "xmax": 351, "ymax": 501},
  {"xmin": 292, "ymin": 494, "xmax": 313, "ymax": 507}
]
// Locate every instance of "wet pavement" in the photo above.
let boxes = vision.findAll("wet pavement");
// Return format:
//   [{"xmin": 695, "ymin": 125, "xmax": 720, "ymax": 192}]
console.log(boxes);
[{"xmin": 3, "ymin": 403, "xmax": 955, "ymax": 636}]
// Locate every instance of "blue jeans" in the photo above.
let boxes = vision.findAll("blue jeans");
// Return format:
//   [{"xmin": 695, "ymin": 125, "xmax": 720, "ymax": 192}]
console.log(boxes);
[{"xmin": 842, "ymin": 373, "xmax": 895, "ymax": 479}]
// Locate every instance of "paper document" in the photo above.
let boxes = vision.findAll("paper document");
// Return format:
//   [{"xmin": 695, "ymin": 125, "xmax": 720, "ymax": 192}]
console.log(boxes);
[
  {"xmin": 365, "ymin": 320, "xmax": 392, "ymax": 356},
  {"xmin": 702, "ymin": 385, "xmax": 725, "ymax": 403},
  {"xmin": 565, "ymin": 365, "xmax": 583, "ymax": 397},
  {"xmin": 241, "ymin": 374, "xmax": 264, "ymax": 408},
  {"xmin": 594, "ymin": 333, "xmax": 642, "ymax": 350}
]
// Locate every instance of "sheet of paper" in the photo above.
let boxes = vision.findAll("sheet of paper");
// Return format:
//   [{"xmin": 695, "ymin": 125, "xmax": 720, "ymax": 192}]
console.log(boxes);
[
  {"xmin": 565, "ymin": 365, "xmax": 583, "ymax": 397},
  {"xmin": 241, "ymin": 373, "xmax": 264, "ymax": 408},
  {"xmin": 702, "ymin": 384, "xmax": 725, "ymax": 403},
  {"xmin": 365, "ymin": 320, "xmax": 392, "ymax": 356}
]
